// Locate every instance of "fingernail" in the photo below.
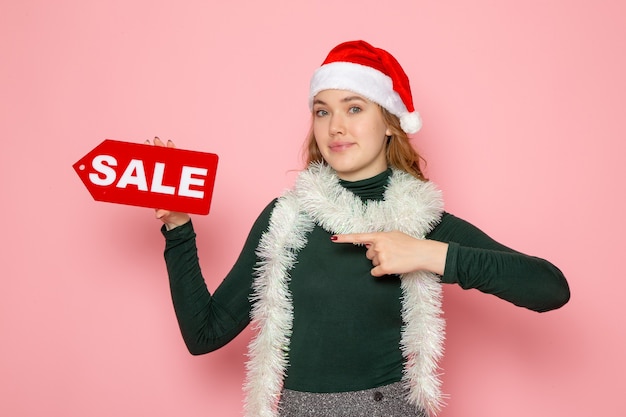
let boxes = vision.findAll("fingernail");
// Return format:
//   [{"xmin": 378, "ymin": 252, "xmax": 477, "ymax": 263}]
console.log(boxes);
[
  {"xmin": 154, "ymin": 136, "xmax": 160, "ymax": 140},
  {"xmin": 330, "ymin": 235, "xmax": 338, "ymax": 241}
]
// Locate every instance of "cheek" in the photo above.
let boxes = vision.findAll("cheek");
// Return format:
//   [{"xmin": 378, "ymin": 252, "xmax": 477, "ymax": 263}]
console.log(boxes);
[
  {"xmin": 359, "ymin": 123, "xmax": 387, "ymax": 145},
  {"xmin": 313, "ymin": 126, "xmax": 323, "ymax": 146},
  {"xmin": 314, "ymin": 137, "xmax": 324, "ymax": 153},
  {"xmin": 312, "ymin": 122, "xmax": 321, "ymax": 136},
  {"xmin": 312, "ymin": 127, "xmax": 326, "ymax": 154},
  {"xmin": 312, "ymin": 120, "xmax": 325, "ymax": 139}
]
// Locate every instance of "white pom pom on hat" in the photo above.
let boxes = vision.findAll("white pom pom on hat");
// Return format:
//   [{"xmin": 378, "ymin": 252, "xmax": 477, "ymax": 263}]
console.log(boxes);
[{"xmin": 309, "ymin": 40, "xmax": 422, "ymax": 134}]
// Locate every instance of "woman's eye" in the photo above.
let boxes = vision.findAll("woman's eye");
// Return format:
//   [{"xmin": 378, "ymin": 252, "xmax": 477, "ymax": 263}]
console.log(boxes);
[
  {"xmin": 348, "ymin": 106, "xmax": 362, "ymax": 114},
  {"xmin": 315, "ymin": 109, "xmax": 328, "ymax": 117}
]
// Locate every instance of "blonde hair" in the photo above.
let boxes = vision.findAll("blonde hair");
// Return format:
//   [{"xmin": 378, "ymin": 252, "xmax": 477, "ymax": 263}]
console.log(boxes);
[{"xmin": 302, "ymin": 107, "xmax": 428, "ymax": 181}]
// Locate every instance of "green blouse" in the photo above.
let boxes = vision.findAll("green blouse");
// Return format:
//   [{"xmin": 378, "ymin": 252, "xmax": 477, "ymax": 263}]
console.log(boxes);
[{"xmin": 162, "ymin": 169, "xmax": 569, "ymax": 392}]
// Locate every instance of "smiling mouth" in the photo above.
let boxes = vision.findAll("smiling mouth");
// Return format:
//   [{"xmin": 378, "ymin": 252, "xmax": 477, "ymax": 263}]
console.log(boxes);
[{"xmin": 329, "ymin": 142, "xmax": 354, "ymax": 152}]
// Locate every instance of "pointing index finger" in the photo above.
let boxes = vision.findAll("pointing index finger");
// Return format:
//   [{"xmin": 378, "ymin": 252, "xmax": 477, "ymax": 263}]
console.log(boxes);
[{"xmin": 331, "ymin": 233, "xmax": 376, "ymax": 244}]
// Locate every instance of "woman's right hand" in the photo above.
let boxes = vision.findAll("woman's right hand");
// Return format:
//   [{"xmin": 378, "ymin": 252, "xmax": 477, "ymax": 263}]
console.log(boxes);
[{"xmin": 146, "ymin": 137, "xmax": 191, "ymax": 230}]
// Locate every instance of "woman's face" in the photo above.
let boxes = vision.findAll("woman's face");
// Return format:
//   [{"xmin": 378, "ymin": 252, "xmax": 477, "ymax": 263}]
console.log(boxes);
[{"xmin": 312, "ymin": 89, "xmax": 391, "ymax": 181}]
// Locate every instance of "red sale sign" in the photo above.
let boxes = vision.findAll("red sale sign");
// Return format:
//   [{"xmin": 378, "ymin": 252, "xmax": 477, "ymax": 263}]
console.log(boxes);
[{"xmin": 73, "ymin": 139, "xmax": 219, "ymax": 215}]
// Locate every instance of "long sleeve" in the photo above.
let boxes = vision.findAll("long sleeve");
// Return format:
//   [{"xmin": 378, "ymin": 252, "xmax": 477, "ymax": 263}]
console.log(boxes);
[
  {"xmin": 428, "ymin": 213, "xmax": 570, "ymax": 312},
  {"xmin": 162, "ymin": 201, "xmax": 277, "ymax": 355}
]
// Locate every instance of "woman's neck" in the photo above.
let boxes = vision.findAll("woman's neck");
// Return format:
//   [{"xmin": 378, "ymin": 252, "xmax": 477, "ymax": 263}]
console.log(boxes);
[{"xmin": 339, "ymin": 168, "xmax": 391, "ymax": 201}]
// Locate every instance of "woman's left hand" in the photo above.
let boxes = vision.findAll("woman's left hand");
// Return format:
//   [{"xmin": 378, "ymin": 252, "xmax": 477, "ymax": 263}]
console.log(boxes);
[{"xmin": 331, "ymin": 231, "xmax": 448, "ymax": 277}]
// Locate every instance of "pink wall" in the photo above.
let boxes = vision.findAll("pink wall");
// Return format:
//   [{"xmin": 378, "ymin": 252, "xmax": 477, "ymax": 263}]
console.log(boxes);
[{"xmin": 2, "ymin": 1, "xmax": 624, "ymax": 416}]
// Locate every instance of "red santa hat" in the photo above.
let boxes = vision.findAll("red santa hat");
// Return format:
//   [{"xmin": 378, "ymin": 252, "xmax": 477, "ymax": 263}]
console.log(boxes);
[{"xmin": 309, "ymin": 40, "xmax": 422, "ymax": 134}]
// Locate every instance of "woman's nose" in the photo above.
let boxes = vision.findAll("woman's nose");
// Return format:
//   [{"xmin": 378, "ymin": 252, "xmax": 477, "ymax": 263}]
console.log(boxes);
[{"xmin": 329, "ymin": 115, "xmax": 345, "ymax": 135}]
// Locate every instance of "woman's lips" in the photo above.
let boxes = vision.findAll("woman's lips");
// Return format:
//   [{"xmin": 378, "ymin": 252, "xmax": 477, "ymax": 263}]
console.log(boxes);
[{"xmin": 329, "ymin": 142, "xmax": 354, "ymax": 152}]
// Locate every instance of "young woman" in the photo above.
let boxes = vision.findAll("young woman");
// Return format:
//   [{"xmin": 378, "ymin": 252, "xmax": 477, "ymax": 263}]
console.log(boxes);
[{"xmin": 153, "ymin": 40, "xmax": 570, "ymax": 417}]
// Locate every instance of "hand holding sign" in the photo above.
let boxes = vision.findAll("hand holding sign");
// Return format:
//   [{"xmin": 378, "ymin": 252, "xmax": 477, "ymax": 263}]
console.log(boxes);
[
  {"xmin": 73, "ymin": 138, "xmax": 219, "ymax": 217},
  {"xmin": 149, "ymin": 137, "xmax": 192, "ymax": 230}
]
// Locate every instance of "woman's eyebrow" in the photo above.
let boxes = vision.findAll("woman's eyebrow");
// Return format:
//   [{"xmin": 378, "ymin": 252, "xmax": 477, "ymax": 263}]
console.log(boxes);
[
  {"xmin": 313, "ymin": 96, "xmax": 367, "ymax": 106},
  {"xmin": 341, "ymin": 95, "xmax": 367, "ymax": 103}
]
